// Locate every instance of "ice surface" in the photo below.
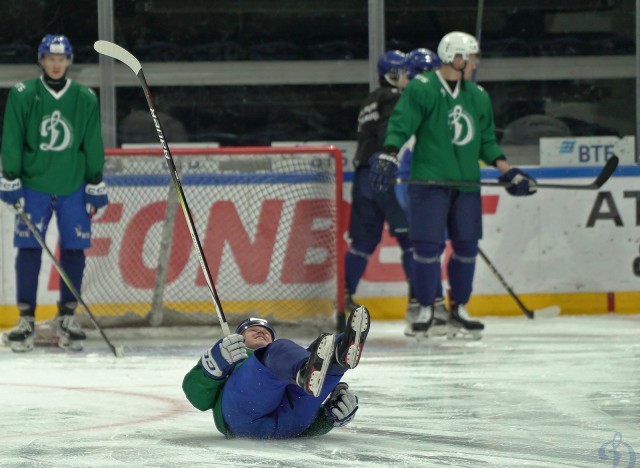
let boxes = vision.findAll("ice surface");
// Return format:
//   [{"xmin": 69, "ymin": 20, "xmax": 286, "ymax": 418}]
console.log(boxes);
[{"xmin": 1, "ymin": 315, "xmax": 639, "ymax": 467}]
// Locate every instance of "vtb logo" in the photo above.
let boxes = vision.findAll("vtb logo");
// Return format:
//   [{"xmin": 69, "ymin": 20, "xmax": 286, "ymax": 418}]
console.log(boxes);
[{"xmin": 40, "ymin": 110, "xmax": 73, "ymax": 151}]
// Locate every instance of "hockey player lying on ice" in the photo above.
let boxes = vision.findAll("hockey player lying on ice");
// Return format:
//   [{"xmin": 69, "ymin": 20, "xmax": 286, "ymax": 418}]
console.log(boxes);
[{"xmin": 183, "ymin": 306, "xmax": 370, "ymax": 439}]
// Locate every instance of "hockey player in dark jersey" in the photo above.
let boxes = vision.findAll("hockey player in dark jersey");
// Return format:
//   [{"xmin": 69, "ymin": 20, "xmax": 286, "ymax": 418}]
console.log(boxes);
[
  {"xmin": 341, "ymin": 50, "xmax": 412, "ymax": 331},
  {"xmin": 370, "ymin": 32, "xmax": 537, "ymax": 339},
  {"xmin": 183, "ymin": 306, "xmax": 370, "ymax": 439},
  {"xmin": 0, "ymin": 35, "xmax": 108, "ymax": 352}
]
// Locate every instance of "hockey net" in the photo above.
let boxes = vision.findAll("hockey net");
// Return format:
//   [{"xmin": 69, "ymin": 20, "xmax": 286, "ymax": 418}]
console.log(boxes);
[{"xmin": 77, "ymin": 146, "xmax": 344, "ymax": 332}]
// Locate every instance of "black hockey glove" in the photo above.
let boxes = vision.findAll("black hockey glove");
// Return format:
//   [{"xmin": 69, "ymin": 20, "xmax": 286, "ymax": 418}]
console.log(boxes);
[
  {"xmin": 498, "ymin": 168, "xmax": 537, "ymax": 196},
  {"xmin": 368, "ymin": 152, "xmax": 399, "ymax": 193},
  {"xmin": 201, "ymin": 334, "xmax": 248, "ymax": 380},
  {"xmin": 323, "ymin": 382, "xmax": 358, "ymax": 427}
]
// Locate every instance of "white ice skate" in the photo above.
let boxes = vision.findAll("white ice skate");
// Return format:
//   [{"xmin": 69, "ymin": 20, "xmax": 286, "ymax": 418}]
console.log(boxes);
[
  {"xmin": 429, "ymin": 298, "xmax": 449, "ymax": 338},
  {"xmin": 56, "ymin": 315, "xmax": 86, "ymax": 351},
  {"xmin": 403, "ymin": 298, "xmax": 420, "ymax": 337}
]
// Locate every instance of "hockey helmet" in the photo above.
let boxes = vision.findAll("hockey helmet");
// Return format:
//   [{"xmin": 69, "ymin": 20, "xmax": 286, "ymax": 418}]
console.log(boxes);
[
  {"xmin": 38, "ymin": 34, "xmax": 73, "ymax": 62},
  {"xmin": 402, "ymin": 48, "xmax": 442, "ymax": 78},
  {"xmin": 235, "ymin": 317, "xmax": 276, "ymax": 340},
  {"xmin": 437, "ymin": 31, "xmax": 479, "ymax": 64},
  {"xmin": 377, "ymin": 49, "xmax": 406, "ymax": 77}
]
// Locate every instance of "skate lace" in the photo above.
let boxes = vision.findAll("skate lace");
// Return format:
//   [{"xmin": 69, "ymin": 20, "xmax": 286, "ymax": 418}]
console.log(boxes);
[
  {"xmin": 17, "ymin": 317, "xmax": 34, "ymax": 333},
  {"xmin": 416, "ymin": 306, "xmax": 434, "ymax": 322},
  {"xmin": 61, "ymin": 315, "xmax": 81, "ymax": 333},
  {"xmin": 455, "ymin": 305, "xmax": 471, "ymax": 320}
]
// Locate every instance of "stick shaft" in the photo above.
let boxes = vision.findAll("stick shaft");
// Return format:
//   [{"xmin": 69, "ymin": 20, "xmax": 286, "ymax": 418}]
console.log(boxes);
[
  {"xmin": 477, "ymin": 247, "xmax": 534, "ymax": 319},
  {"xmin": 137, "ymin": 70, "xmax": 230, "ymax": 336}
]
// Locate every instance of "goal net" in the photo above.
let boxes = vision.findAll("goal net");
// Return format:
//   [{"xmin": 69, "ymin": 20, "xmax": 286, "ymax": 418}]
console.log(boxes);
[{"xmin": 77, "ymin": 146, "xmax": 344, "ymax": 332}]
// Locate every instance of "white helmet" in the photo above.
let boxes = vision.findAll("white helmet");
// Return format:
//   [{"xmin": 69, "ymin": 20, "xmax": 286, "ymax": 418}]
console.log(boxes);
[{"xmin": 437, "ymin": 31, "xmax": 479, "ymax": 64}]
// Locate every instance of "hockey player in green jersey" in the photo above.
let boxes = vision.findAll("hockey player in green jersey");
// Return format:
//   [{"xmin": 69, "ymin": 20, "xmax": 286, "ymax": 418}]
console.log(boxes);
[
  {"xmin": 369, "ymin": 31, "xmax": 536, "ymax": 339},
  {"xmin": 0, "ymin": 34, "xmax": 109, "ymax": 352}
]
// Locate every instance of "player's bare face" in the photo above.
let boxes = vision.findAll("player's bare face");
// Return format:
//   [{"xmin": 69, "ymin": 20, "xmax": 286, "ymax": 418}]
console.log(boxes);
[
  {"xmin": 463, "ymin": 55, "xmax": 479, "ymax": 80},
  {"xmin": 242, "ymin": 326, "xmax": 273, "ymax": 349},
  {"xmin": 40, "ymin": 55, "xmax": 70, "ymax": 80}
]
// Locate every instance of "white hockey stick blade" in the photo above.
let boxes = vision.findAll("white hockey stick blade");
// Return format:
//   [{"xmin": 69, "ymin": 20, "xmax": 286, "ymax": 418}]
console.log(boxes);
[
  {"xmin": 94, "ymin": 40, "xmax": 142, "ymax": 74},
  {"xmin": 533, "ymin": 306, "xmax": 561, "ymax": 319}
]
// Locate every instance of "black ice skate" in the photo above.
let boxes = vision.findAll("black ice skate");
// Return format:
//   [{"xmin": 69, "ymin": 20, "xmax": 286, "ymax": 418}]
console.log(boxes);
[
  {"xmin": 448, "ymin": 303, "xmax": 484, "ymax": 340},
  {"xmin": 335, "ymin": 305, "xmax": 370, "ymax": 369},
  {"xmin": 429, "ymin": 297, "xmax": 449, "ymax": 338},
  {"xmin": 297, "ymin": 333, "xmax": 336, "ymax": 397},
  {"xmin": 404, "ymin": 298, "xmax": 420, "ymax": 337},
  {"xmin": 3, "ymin": 317, "xmax": 35, "ymax": 352},
  {"xmin": 56, "ymin": 314, "xmax": 86, "ymax": 351}
]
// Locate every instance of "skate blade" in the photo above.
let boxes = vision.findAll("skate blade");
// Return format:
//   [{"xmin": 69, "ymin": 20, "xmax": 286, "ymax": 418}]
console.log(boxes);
[
  {"xmin": 447, "ymin": 328, "xmax": 482, "ymax": 341},
  {"xmin": 345, "ymin": 307, "xmax": 369, "ymax": 368},
  {"xmin": 307, "ymin": 334, "xmax": 335, "ymax": 397}
]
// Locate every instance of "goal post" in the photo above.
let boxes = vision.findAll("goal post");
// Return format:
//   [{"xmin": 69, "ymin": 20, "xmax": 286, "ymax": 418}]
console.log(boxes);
[{"xmin": 80, "ymin": 146, "xmax": 344, "ymax": 331}]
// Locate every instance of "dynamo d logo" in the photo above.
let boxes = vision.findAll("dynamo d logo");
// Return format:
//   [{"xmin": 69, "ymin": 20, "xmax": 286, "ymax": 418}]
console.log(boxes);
[
  {"xmin": 599, "ymin": 432, "xmax": 636, "ymax": 467},
  {"xmin": 39, "ymin": 110, "xmax": 73, "ymax": 151},
  {"xmin": 448, "ymin": 105, "xmax": 474, "ymax": 146},
  {"xmin": 559, "ymin": 140, "xmax": 575, "ymax": 154}
]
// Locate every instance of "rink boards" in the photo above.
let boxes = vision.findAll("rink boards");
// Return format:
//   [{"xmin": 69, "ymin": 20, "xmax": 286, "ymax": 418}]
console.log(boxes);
[{"xmin": 1, "ymin": 165, "xmax": 639, "ymax": 325}]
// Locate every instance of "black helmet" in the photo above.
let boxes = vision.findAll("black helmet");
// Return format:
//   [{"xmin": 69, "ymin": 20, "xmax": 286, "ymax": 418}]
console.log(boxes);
[{"xmin": 235, "ymin": 317, "xmax": 276, "ymax": 340}]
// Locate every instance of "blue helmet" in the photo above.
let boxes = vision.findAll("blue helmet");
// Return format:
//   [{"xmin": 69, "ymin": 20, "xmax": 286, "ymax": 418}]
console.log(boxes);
[
  {"xmin": 235, "ymin": 317, "xmax": 276, "ymax": 340},
  {"xmin": 403, "ymin": 48, "xmax": 441, "ymax": 79},
  {"xmin": 377, "ymin": 49, "xmax": 406, "ymax": 78},
  {"xmin": 38, "ymin": 34, "xmax": 73, "ymax": 61}
]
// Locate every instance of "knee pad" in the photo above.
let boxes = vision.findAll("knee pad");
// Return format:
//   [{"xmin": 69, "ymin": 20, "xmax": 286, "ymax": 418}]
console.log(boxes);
[
  {"xmin": 349, "ymin": 239, "xmax": 378, "ymax": 258},
  {"xmin": 412, "ymin": 241, "xmax": 443, "ymax": 264},
  {"xmin": 450, "ymin": 240, "xmax": 478, "ymax": 263}
]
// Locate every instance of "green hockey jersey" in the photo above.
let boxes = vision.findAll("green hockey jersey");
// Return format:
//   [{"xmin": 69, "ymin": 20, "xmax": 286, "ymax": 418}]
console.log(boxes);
[
  {"xmin": 1, "ymin": 77, "xmax": 105, "ymax": 195},
  {"xmin": 384, "ymin": 71, "xmax": 503, "ymax": 191}
]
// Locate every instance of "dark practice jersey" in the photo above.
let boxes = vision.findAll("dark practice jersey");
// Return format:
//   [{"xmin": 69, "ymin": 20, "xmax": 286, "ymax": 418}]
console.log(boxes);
[{"xmin": 352, "ymin": 85, "xmax": 401, "ymax": 169}]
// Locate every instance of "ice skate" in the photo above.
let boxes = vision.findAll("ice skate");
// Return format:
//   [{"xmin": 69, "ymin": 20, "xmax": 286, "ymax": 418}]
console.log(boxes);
[
  {"xmin": 447, "ymin": 303, "xmax": 484, "ymax": 340},
  {"xmin": 411, "ymin": 305, "xmax": 434, "ymax": 339},
  {"xmin": 335, "ymin": 305, "xmax": 370, "ymax": 369},
  {"xmin": 428, "ymin": 297, "xmax": 449, "ymax": 338},
  {"xmin": 4, "ymin": 317, "xmax": 35, "ymax": 352},
  {"xmin": 297, "ymin": 333, "xmax": 336, "ymax": 397},
  {"xmin": 403, "ymin": 298, "xmax": 420, "ymax": 337},
  {"xmin": 56, "ymin": 314, "xmax": 86, "ymax": 351}
]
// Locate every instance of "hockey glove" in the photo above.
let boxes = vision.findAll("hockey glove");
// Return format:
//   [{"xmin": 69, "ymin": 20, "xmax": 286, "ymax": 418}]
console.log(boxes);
[
  {"xmin": 201, "ymin": 334, "xmax": 248, "ymax": 380},
  {"xmin": 85, "ymin": 181, "xmax": 109, "ymax": 215},
  {"xmin": 498, "ymin": 168, "xmax": 537, "ymax": 196},
  {"xmin": 368, "ymin": 152, "xmax": 399, "ymax": 193},
  {"xmin": 323, "ymin": 382, "xmax": 358, "ymax": 427},
  {"xmin": 0, "ymin": 177, "xmax": 25, "ymax": 213}
]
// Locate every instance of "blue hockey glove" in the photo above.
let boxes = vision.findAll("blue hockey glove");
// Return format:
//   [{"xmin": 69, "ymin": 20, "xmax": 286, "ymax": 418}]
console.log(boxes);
[
  {"xmin": 0, "ymin": 177, "xmax": 25, "ymax": 213},
  {"xmin": 368, "ymin": 152, "xmax": 399, "ymax": 193},
  {"xmin": 201, "ymin": 334, "xmax": 248, "ymax": 380},
  {"xmin": 323, "ymin": 382, "xmax": 358, "ymax": 427},
  {"xmin": 498, "ymin": 168, "xmax": 537, "ymax": 196},
  {"xmin": 85, "ymin": 182, "xmax": 109, "ymax": 215}
]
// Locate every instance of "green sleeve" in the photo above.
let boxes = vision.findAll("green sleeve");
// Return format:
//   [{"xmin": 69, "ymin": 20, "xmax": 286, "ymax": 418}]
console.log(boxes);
[
  {"xmin": 79, "ymin": 88, "xmax": 105, "ymax": 183},
  {"xmin": 298, "ymin": 406, "xmax": 334, "ymax": 437},
  {"xmin": 182, "ymin": 362, "xmax": 226, "ymax": 411},
  {"xmin": 1, "ymin": 85, "xmax": 30, "ymax": 179},
  {"xmin": 384, "ymin": 79, "xmax": 429, "ymax": 151}
]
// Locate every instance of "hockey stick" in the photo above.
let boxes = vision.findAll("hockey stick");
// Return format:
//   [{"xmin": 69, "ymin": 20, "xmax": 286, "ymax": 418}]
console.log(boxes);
[
  {"xmin": 398, "ymin": 155, "xmax": 619, "ymax": 190},
  {"xmin": 93, "ymin": 40, "xmax": 231, "ymax": 336},
  {"xmin": 15, "ymin": 208, "xmax": 124, "ymax": 357},
  {"xmin": 478, "ymin": 247, "xmax": 560, "ymax": 319}
]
